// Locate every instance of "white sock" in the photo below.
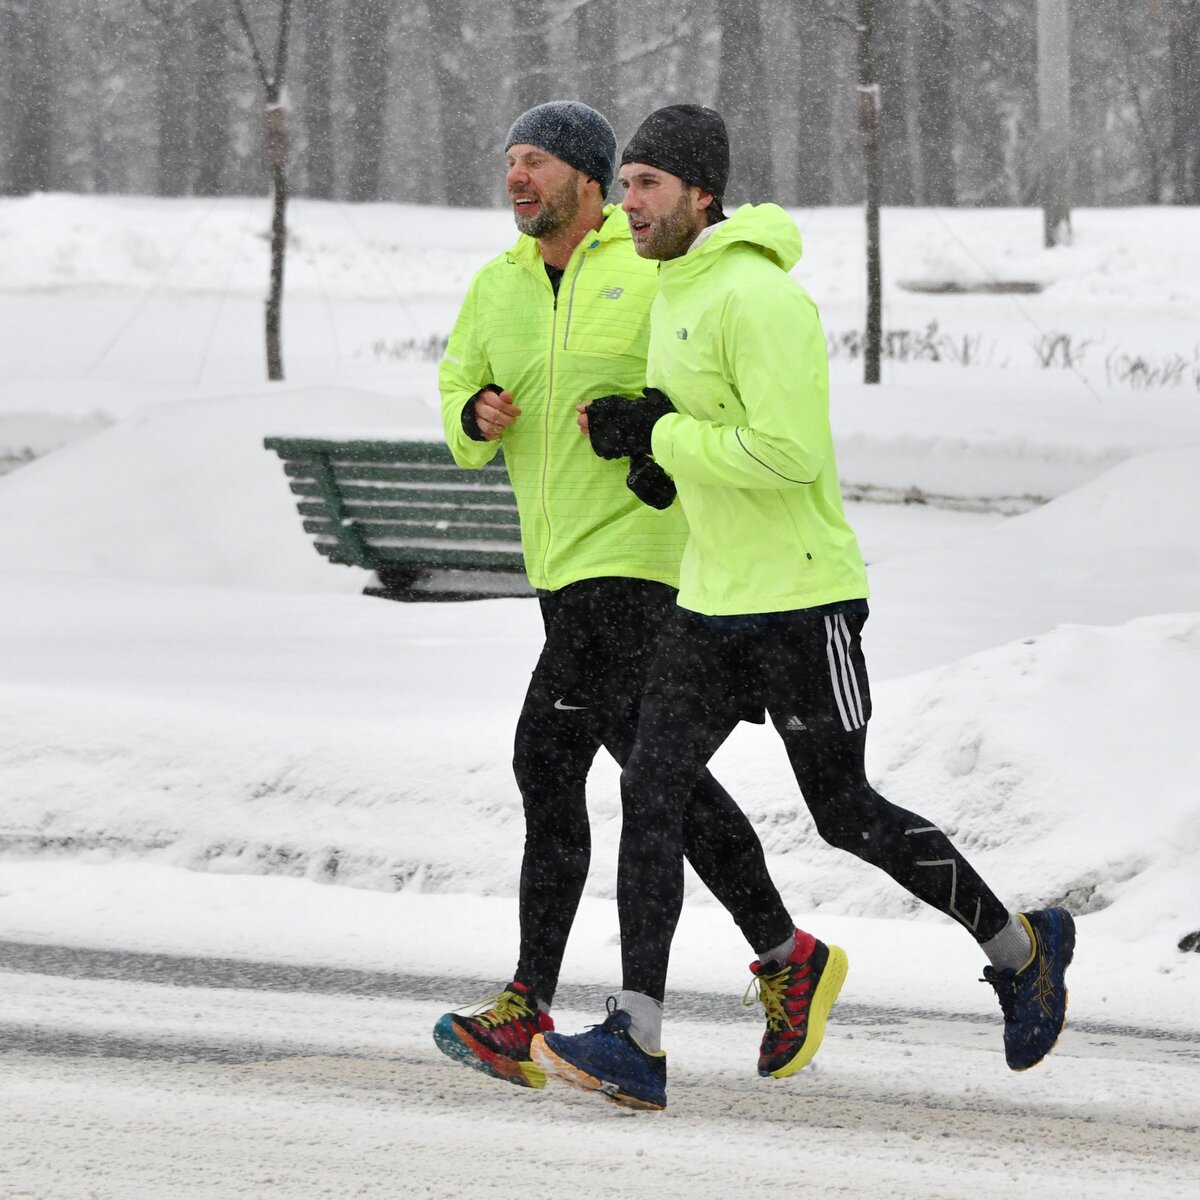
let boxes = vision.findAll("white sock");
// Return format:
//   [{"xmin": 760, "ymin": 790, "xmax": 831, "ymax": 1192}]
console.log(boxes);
[
  {"xmin": 617, "ymin": 990, "xmax": 664, "ymax": 1054},
  {"xmin": 982, "ymin": 913, "xmax": 1035, "ymax": 972}
]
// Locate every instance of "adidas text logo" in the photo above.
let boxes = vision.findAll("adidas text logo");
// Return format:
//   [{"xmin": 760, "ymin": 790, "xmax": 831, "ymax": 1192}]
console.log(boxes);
[
  {"xmin": 600, "ymin": 286, "xmax": 624, "ymax": 299},
  {"xmin": 783, "ymin": 715, "xmax": 807, "ymax": 732}
]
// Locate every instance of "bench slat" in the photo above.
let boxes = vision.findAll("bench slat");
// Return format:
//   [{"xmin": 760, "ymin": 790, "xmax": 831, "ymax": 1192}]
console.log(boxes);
[
  {"xmin": 287, "ymin": 480, "xmax": 519, "ymax": 508},
  {"xmin": 316, "ymin": 542, "xmax": 525, "ymax": 570},
  {"xmin": 266, "ymin": 437, "xmax": 463, "ymax": 464},
  {"xmin": 303, "ymin": 518, "xmax": 520, "ymax": 543},
  {"xmin": 283, "ymin": 461, "xmax": 511, "ymax": 486},
  {"xmin": 295, "ymin": 500, "xmax": 520, "ymax": 526}
]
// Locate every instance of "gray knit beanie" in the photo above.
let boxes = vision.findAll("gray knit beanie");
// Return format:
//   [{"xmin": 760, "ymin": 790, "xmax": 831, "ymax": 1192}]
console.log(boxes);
[{"xmin": 505, "ymin": 101, "xmax": 617, "ymax": 196}]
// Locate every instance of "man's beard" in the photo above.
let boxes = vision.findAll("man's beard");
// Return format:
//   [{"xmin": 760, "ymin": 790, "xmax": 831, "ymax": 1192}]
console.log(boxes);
[
  {"xmin": 631, "ymin": 190, "xmax": 701, "ymax": 261},
  {"xmin": 512, "ymin": 175, "xmax": 581, "ymax": 238}
]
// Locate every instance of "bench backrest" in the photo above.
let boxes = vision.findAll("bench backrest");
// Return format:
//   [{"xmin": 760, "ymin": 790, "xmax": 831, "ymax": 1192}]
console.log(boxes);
[{"xmin": 264, "ymin": 437, "xmax": 529, "ymax": 586}]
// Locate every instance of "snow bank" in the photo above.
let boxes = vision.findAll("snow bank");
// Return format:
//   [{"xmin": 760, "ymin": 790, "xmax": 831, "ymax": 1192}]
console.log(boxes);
[
  {"xmin": 2, "ymin": 597, "xmax": 1195, "ymax": 962},
  {"xmin": 867, "ymin": 441, "xmax": 1200, "ymax": 676},
  {"xmin": 0, "ymin": 387, "xmax": 442, "ymax": 591},
  {"xmin": 3, "ymin": 381, "xmax": 1196, "ymax": 595}
]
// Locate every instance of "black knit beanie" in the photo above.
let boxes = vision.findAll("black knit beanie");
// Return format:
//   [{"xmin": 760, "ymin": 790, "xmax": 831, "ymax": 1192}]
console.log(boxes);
[
  {"xmin": 505, "ymin": 101, "xmax": 617, "ymax": 196},
  {"xmin": 621, "ymin": 105, "xmax": 730, "ymax": 207}
]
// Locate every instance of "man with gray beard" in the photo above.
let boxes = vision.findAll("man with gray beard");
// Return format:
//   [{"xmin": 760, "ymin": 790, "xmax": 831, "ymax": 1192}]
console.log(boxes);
[{"xmin": 432, "ymin": 102, "xmax": 831, "ymax": 1095}]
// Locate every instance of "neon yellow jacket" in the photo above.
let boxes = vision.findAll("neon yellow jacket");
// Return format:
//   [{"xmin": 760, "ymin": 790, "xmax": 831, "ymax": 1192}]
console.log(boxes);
[
  {"xmin": 439, "ymin": 206, "xmax": 689, "ymax": 591},
  {"xmin": 648, "ymin": 204, "xmax": 869, "ymax": 616}
]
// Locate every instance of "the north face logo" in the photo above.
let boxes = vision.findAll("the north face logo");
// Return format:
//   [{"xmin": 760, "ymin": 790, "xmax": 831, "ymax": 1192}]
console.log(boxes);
[{"xmin": 600, "ymin": 286, "xmax": 624, "ymax": 299}]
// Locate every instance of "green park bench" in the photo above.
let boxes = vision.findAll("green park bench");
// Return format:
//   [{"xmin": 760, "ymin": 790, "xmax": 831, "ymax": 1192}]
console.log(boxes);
[{"xmin": 263, "ymin": 435, "xmax": 533, "ymax": 601}]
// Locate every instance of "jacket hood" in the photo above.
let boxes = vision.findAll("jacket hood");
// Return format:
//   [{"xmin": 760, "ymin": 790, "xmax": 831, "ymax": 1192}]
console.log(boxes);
[
  {"xmin": 674, "ymin": 202, "xmax": 803, "ymax": 273},
  {"xmin": 508, "ymin": 204, "xmax": 631, "ymax": 264}
]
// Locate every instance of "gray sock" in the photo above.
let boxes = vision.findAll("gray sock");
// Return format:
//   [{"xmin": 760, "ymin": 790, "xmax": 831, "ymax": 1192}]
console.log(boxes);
[
  {"xmin": 617, "ymin": 990, "xmax": 664, "ymax": 1054},
  {"xmin": 981, "ymin": 913, "xmax": 1034, "ymax": 972},
  {"xmin": 758, "ymin": 930, "xmax": 797, "ymax": 970}
]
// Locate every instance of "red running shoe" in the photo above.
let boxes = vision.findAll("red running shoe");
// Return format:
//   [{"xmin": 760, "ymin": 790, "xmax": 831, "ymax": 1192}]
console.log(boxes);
[{"xmin": 745, "ymin": 934, "xmax": 848, "ymax": 1078}]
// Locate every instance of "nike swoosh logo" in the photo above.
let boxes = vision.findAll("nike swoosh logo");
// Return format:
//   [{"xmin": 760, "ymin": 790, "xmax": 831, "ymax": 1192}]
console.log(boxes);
[{"xmin": 553, "ymin": 699, "xmax": 589, "ymax": 711}]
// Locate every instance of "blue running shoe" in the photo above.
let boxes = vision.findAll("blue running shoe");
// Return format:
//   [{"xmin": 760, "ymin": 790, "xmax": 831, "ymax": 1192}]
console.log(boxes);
[
  {"xmin": 530, "ymin": 999, "xmax": 667, "ymax": 1110},
  {"xmin": 983, "ymin": 908, "xmax": 1075, "ymax": 1071}
]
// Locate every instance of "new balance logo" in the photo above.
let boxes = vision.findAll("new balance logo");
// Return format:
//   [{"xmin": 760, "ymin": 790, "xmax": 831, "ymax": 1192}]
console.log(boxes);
[
  {"xmin": 676, "ymin": 327, "xmax": 689, "ymax": 340},
  {"xmin": 600, "ymin": 286, "xmax": 624, "ymax": 299},
  {"xmin": 783, "ymin": 715, "xmax": 807, "ymax": 732}
]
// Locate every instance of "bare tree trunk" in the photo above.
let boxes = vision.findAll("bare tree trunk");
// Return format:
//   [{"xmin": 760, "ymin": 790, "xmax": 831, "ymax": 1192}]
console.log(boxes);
[
  {"xmin": 194, "ymin": 2, "xmax": 229, "ymax": 196},
  {"xmin": 299, "ymin": 0, "xmax": 335, "ymax": 199},
  {"xmin": 346, "ymin": 0, "xmax": 389, "ymax": 202},
  {"xmin": 1038, "ymin": 0, "xmax": 1072, "ymax": 246},
  {"xmin": 786, "ymin": 0, "xmax": 835, "ymax": 205},
  {"xmin": 716, "ymin": 0, "xmax": 772, "ymax": 202},
  {"xmin": 857, "ymin": 0, "xmax": 882, "ymax": 385},
  {"xmin": 266, "ymin": 103, "xmax": 288, "ymax": 381},
  {"xmin": 513, "ymin": 0, "xmax": 552, "ymax": 114},
  {"xmin": 1169, "ymin": 0, "xmax": 1200, "ymax": 203},
  {"xmin": 577, "ymin": 0, "xmax": 618, "ymax": 127},
  {"xmin": 913, "ymin": 0, "xmax": 954, "ymax": 205},
  {"xmin": 155, "ymin": 1, "xmax": 193, "ymax": 196},
  {"xmin": 4, "ymin": 0, "xmax": 54, "ymax": 195},
  {"xmin": 877, "ymin": 0, "xmax": 913, "ymax": 205},
  {"xmin": 231, "ymin": 0, "xmax": 293, "ymax": 382},
  {"xmin": 430, "ymin": 0, "xmax": 483, "ymax": 206}
]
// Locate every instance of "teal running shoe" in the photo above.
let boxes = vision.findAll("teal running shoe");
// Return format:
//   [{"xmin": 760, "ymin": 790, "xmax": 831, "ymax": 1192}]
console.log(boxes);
[{"xmin": 432, "ymin": 980, "xmax": 552, "ymax": 1088}]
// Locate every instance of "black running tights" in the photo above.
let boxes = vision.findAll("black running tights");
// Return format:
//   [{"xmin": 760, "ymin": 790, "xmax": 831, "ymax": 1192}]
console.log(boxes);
[{"xmin": 510, "ymin": 579, "xmax": 794, "ymax": 1006}]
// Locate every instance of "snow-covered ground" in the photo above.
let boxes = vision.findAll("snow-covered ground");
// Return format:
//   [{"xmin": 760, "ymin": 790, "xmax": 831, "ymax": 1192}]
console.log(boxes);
[{"xmin": 1, "ymin": 195, "xmax": 1198, "ymax": 1198}]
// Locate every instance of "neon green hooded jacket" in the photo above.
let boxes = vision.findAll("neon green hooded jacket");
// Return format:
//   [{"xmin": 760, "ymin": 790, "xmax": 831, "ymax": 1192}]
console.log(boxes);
[
  {"xmin": 439, "ymin": 205, "xmax": 689, "ymax": 591},
  {"xmin": 647, "ymin": 203, "xmax": 870, "ymax": 616}
]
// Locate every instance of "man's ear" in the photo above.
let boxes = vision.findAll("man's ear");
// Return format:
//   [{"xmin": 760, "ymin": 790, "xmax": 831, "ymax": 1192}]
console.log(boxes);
[{"xmin": 694, "ymin": 187, "xmax": 715, "ymax": 214}]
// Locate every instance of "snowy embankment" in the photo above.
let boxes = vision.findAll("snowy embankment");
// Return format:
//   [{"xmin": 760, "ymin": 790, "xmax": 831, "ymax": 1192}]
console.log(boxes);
[
  {"xmin": 0, "ymin": 195, "xmax": 1198, "ymax": 1031},
  {"xmin": 1, "ymin": 388, "xmax": 1198, "ymax": 954}
]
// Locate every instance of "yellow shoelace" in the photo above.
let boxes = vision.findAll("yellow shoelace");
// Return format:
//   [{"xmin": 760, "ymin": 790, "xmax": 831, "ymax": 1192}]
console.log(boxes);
[
  {"xmin": 743, "ymin": 966, "xmax": 795, "ymax": 1031},
  {"xmin": 469, "ymin": 988, "xmax": 535, "ymax": 1028}
]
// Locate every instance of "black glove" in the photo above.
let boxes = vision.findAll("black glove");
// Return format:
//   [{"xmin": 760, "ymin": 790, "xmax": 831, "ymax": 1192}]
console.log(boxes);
[
  {"xmin": 586, "ymin": 387, "xmax": 675, "ymax": 460},
  {"xmin": 626, "ymin": 454, "xmax": 676, "ymax": 510}
]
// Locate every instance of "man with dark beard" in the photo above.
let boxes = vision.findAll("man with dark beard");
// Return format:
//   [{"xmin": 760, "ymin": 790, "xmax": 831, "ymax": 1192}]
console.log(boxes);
[
  {"xmin": 531, "ymin": 104, "xmax": 1074, "ymax": 1110},
  {"xmin": 432, "ymin": 102, "xmax": 838, "ymax": 1098}
]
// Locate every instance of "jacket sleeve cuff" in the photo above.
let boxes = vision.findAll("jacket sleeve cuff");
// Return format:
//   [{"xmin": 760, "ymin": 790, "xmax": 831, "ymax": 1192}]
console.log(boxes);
[{"xmin": 461, "ymin": 387, "xmax": 498, "ymax": 442}]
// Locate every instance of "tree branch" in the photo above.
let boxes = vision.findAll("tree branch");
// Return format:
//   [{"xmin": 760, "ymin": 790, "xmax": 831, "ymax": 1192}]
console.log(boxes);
[
  {"xmin": 1115, "ymin": 5, "xmax": 1169, "ymax": 172},
  {"xmin": 609, "ymin": 22, "xmax": 691, "ymax": 69},
  {"xmin": 229, "ymin": 0, "xmax": 272, "ymax": 93},
  {"xmin": 270, "ymin": 0, "xmax": 293, "ymax": 102},
  {"xmin": 806, "ymin": 0, "xmax": 857, "ymax": 33}
]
